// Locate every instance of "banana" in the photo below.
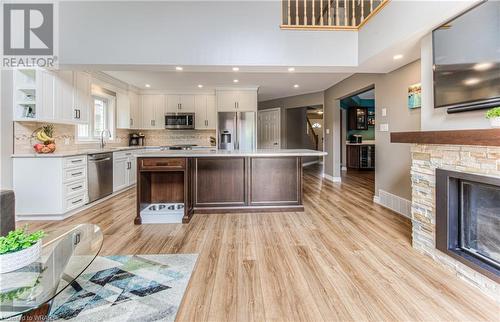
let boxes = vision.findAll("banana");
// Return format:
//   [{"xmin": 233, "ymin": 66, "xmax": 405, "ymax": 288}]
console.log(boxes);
[
  {"xmin": 36, "ymin": 130, "xmax": 46, "ymax": 142},
  {"xmin": 36, "ymin": 130, "xmax": 53, "ymax": 142}
]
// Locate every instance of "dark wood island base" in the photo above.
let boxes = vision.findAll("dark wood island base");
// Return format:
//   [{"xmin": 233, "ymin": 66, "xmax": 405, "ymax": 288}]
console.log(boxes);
[{"xmin": 135, "ymin": 156, "xmax": 305, "ymax": 224}]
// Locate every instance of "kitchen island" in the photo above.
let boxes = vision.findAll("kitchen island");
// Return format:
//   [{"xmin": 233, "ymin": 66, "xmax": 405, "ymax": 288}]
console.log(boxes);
[{"xmin": 134, "ymin": 149, "xmax": 326, "ymax": 224}]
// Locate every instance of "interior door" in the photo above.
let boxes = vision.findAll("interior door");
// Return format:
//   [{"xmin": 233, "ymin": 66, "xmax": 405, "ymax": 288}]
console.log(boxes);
[{"xmin": 258, "ymin": 108, "xmax": 281, "ymax": 149}]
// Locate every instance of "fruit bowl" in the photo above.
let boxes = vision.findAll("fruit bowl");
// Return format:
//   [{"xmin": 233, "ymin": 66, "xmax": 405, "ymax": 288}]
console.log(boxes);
[{"xmin": 31, "ymin": 124, "xmax": 56, "ymax": 154}]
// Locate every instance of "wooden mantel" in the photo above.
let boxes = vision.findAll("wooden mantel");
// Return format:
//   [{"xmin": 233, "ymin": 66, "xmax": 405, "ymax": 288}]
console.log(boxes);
[{"xmin": 390, "ymin": 129, "xmax": 500, "ymax": 147}]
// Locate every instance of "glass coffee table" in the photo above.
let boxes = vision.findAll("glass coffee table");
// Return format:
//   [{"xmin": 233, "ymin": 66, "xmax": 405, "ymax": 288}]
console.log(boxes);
[{"xmin": 0, "ymin": 224, "xmax": 102, "ymax": 320}]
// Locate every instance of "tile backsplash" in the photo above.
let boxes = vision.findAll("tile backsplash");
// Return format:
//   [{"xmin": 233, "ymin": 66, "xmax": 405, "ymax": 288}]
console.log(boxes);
[{"xmin": 13, "ymin": 122, "xmax": 216, "ymax": 154}]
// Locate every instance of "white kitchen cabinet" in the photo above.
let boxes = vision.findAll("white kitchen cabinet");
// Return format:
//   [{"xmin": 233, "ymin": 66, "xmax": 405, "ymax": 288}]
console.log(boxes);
[
  {"xmin": 113, "ymin": 150, "xmax": 138, "ymax": 192},
  {"xmin": 195, "ymin": 95, "xmax": 216, "ymax": 129},
  {"xmin": 166, "ymin": 94, "xmax": 195, "ymax": 113},
  {"xmin": 141, "ymin": 94, "xmax": 165, "ymax": 129},
  {"xmin": 216, "ymin": 90, "xmax": 257, "ymax": 112},
  {"xmin": 13, "ymin": 155, "xmax": 88, "ymax": 219},
  {"xmin": 129, "ymin": 91, "xmax": 141, "ymax": 129},
  {"xmin": 37, "ymin": 69, "xmax": 56, "ymax": 121},
  {"xmin": 116, "ymin": 91, "xmax": 131, "ymax": 129},
  {"xmin": 73, "ymin": 71, "xmax": 91, "ymax": 123},
  {"xmin": 55, "ymin": 71, "xmax": 76, "ymax": 122}
]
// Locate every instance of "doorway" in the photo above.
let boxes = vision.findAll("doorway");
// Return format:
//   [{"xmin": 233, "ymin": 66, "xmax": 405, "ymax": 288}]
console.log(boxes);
[{"xmin": 258, "ymin": 108, "xmax": 281, "ymax": 149}]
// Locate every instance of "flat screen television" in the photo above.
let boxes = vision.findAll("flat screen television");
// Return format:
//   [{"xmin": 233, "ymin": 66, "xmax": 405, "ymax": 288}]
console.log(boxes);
[{"xmin": 432, "ymin": 1, "xmax": 500, "ymax": 113}]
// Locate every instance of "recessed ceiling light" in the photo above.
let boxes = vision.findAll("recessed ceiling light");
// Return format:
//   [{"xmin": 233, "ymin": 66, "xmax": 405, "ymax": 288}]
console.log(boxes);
[
  {"xmin": 197, "ymin": 84, "xmax": 203, "ymax": 88},
  {"xmin": 393, "ymin": 54, "xmax": 404, "ymax": 60},
  {"xmin": 293, "ymin": 84, "xmax": 299, "ymax": 88},
  {"xmin": 463, "ymin": 78, "xmax": 481, "ymax": 86},
  {"xmin": 145, "ymin": 84, "xmax": 151, "ymax": 88},
  {"xmin": 233, "ymin": 79, "xmax": 239, "ymax": 83},
  {"xmin": 473, "ymin": 62, "xmax": 494, "ymax": 71},
  {"xmin": 175, "ymin": 66, "xmax": 183, "ymax": 71},
  {"xmin": 288, "ymin": 67, "xmax": 295, "ymax": 72},
  {"xmin": 232, "ymin": 67, "xmax": 239, "ymax": 71}
]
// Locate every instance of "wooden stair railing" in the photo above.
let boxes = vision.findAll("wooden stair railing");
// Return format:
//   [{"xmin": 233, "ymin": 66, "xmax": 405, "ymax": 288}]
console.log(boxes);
[
  {"xmin": 307, "ymin": 118, "xmax": 319, "ymax": 150},
  {"xmin": 281, "ymin": 0, "xmax": 389, "ymax": 30}
]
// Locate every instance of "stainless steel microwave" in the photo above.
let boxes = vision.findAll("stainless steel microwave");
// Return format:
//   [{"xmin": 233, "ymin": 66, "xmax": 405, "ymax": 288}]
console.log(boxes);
[{"xmin": 165, "ymin": 113, "xmax": 195, "ymax": 129}]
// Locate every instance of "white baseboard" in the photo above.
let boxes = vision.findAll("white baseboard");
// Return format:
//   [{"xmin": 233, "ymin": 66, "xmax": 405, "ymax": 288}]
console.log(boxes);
[
  {"xmin": 16, "ymin": 186, "xmax": 135, "ymax": 221},
  {"xmin": 322, "ymin": 173, "xmax": 342, "ymax": 183},
  {"xmin": 303, "ymin": 160, "xmax": 319, "ymax": 167},
  {"xmin": 373, "ymin": 190, "xmax": 411, "ymax": 218},
  {"xmin": 341, "ymin": 166, "xmax": 347, "ymax": 171}
]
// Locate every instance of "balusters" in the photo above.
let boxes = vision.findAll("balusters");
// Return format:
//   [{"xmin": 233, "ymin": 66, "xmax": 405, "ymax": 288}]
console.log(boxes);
[
  {"xmin": 320, "ymin": 0, "xmax": 324, "ymax": 25},
  {"xmin": 361, "ymin": 0, "xmax": 364, "ymax": 21},
  {"xmin": 296, "ymin": 0, "xmax": 299, "ymax": 25},
  {"xmin": 312, "ymin": 0, "xmax": 316, "ymax": 25},
  {"xmin": 328, "ymin": 0, "xmax": 332, "ymax": 25},
  {"xmin": 288, "ymin": 0, "xmax": 291, "ymax": 24},
  {"xmin": 370, "ymin": 0, "xmax": 373, "ymax": 12},
  {"xmin": 304, "ymin": 0, "xmax": 307, "ymax": 25},
  {"xmin": 344, "ymin": 0, "xmax": 348, "ymax": 26},
  {"xmin": 351, "ymin": 0, "xmax": 355, "ymax": 26},
  {"xmin": 335, "ymin": 0, "xmax": 339, "ymax": 26}
]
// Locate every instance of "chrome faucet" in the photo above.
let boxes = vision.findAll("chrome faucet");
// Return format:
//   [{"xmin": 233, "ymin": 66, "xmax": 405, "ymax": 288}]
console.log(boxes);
[{"xmin": 100, "ymin": 129, "xmax": 111, "ymax": 149}]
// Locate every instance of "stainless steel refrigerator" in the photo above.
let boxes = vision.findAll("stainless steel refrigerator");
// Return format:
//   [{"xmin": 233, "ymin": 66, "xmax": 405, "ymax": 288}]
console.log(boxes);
[{"xmin": 218, "ymin": 112, "xmax": 256, "ymax": 150}]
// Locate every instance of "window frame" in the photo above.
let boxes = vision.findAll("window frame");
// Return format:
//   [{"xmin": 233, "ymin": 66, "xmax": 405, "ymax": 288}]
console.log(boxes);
[{"xmin": 76, "ymin": 91, "xmax": 116, "ymax": 143}]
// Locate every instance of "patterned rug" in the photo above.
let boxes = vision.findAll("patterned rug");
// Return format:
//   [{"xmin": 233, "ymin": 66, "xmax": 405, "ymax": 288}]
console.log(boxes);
[{"xmin": 48, "ymin": 254, "xmax": 198, "ymax": 321}]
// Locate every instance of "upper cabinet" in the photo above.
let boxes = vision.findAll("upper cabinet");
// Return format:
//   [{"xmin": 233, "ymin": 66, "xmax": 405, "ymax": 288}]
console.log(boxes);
[
  {"xmin": 129, "ymin": 91, "xmax": 141, "ymax": 129},
  {"xmin": 141, "ymin": 94, "xmax": 165, "ymax": 129},
  {"xmin": 216, "ymin": 90, "xmax": 257, "ymax": 112},
  {"xmin": 195, "ymin": 95, "xmax": 216, "ymax": 130},
  {"xmin": 73, "ymin": 72, "xmax": 91, "ymax": 123},
  {"xmin": 348, "ymin": 107, "xmax": 368, "ymax": 131},
  {"xmin": 116, "ymin": 91, "xmax": 131, "ymax": 129},
  {"xmin": 166, "ymin": 94, "xmax": 195, "ymax": 113},
  {"xmin": 55, "ymin": 71, "xmax": 76, "ymax": 122}
]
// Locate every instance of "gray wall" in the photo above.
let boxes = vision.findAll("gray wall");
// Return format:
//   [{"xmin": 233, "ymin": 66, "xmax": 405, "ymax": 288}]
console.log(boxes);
[
  {"xmin": 324, "ymin": 62, "xmax": 421, "ymax": 200},
  {"xmin": 259, "ymin": 91, "xmax": 324, "ymax": 149}
]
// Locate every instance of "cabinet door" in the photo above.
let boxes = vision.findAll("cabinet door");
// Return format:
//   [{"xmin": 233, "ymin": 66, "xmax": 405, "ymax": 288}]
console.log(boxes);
[
  {"xmin": 236, "ymin": 91, "xmax": 257, "ymax": 111},
  {"xmin": 55, "ymin": 71, "xmax": 75, "ymax": 122},
  {"xmin": 128, "ymin": 156, "xmax": 137, "ymax": 185},
  {"xmin": 216, "ymin": 91, "xmax": 238, "ymax": 112},
  {"xmin": 153, "ymin": 95, "xmax": 166, "ymax": 129},
  {"xmin": 116, "ymin": 91, "xmax": 131, "ymax": 129},
  {"xmin": 206, "ymin": 95, "xmax": 216, "ymax": 129},
  {"xmin": 347, "ymin": 145, "xmax": 360, "ymax": 169},
  {"xmin": 113, "ymin": 157, "xmax": 129, "ymax": 192},
  {"xmin": 179, "ymin": 95, "xmax": 195, "ymax": 113},
  {"xmin": 141, "ymin": 95, "xmax": 156, "ymax": 129},
  {"xmin": 194, "ymin": 95, "xmax": 207, "ymax": 129},
  {"xmin": 37, "ymin": 70, "xmax": 55, "ymax": 121},
  {"xmin": 129, "ymin": 91, "xmax": 141, "ymax": 129},
  {"xmin": 73, "ymin": 72, "xmax": 91, "ymax": 123},
  {"xmin": 166, "ymin": 95, "xmax": 180, "ymax": 114}
]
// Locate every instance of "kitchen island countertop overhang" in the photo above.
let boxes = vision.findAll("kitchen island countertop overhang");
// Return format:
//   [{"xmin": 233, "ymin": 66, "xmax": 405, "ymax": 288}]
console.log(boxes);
[{"xmin": 135, "ymin": 149, "xmax": 326, "ymax": 224}]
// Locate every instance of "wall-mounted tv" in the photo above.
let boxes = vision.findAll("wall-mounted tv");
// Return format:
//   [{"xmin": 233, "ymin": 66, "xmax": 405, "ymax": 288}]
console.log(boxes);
[{"xmin": 432, "ymin": 0, "xmax": 500, "ymax": 114}]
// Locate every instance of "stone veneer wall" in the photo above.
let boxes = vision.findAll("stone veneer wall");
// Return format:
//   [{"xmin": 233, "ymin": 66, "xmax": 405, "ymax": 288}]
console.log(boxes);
[
  {"xmin": 411, "ymin": 144, "xmax": 500, "ymax": 298},
  {"xmin": 14, "ymin": 122, "xmax": 216, "ymax": 154}
]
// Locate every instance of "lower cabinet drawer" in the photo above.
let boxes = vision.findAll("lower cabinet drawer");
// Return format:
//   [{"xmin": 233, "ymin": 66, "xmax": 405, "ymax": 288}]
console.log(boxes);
[
  {"xmin": 65, "ymin": 193, "xmax": 87, "ymax": 212},
  {"xmin": 140, "ymin": 158, "xmax": 186, "ymax": 170},
  {"xmin": 64, "ymin": 180, "xmax": 87, "ymax": 197},
  {"xmin": 63, "ymin": 166, "xmax": 87, "ymax": 182},
  {"xmin": 64, "ymin": 155, "xmax": 87, "ymax": 169}
]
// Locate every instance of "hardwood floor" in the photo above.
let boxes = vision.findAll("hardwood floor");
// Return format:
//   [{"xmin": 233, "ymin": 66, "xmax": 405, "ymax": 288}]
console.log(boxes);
[{"xmin": 20, "ymin": 165, "xmax": 498, "ymax": 321}]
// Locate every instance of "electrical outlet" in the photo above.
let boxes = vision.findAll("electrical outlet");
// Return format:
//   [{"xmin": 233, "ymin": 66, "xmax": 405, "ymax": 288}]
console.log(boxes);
[
  {"xmin": 380, "ymin": 123, "xmax": 389, "ymax": 132},
  {"xmin": 382, "ymin": 108, "xmax": 387, "ymax": 117},
  {"xmin": 326, "ymin": 129, "xmax": 330, "ymax": 134},
  {"xmin": 64, "ymin": 138, "xmax": 70, "ymax": 145}
]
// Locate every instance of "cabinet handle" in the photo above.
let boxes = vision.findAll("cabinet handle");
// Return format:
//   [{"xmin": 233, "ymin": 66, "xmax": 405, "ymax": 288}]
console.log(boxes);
[
  {"xmin": 237, "ymin": 102, "xmax": 239, "ymax": 109},
  {"xmin": 72, "ymin": 198, "xmax": 83, "ymax": 205},
  {"xmin": 71, "ymin": 172, "xmax": 83, "ymax": 176},
  {"xmin": 71, "ymin": 185, "xmax": 83, "ymax": 191},
  {"xmin": 130, "ymin": 118, "xmax": 133, "ymax": 127},
  {"xmin": 234, "ymin": 102, "xmax": 237, "ymax": 109},
  {"xmin": 151, "ymin": 120, "xmax": 154, "ymax": 126},
  {"xmin": 179, "ymin": 103, "xmax": 182, "ymax": 109}
]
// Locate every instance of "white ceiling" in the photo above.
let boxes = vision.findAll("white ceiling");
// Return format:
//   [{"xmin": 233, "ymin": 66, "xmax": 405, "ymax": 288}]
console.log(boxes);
[{"xmin": 104, "ymin": 70, "xmax": 352, "ymax": 102}]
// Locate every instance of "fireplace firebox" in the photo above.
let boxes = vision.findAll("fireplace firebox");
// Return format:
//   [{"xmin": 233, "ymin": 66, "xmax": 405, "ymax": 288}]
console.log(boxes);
[{"xmin": 436, "ymin": 169, "xmax": 500, "ymax": 282}]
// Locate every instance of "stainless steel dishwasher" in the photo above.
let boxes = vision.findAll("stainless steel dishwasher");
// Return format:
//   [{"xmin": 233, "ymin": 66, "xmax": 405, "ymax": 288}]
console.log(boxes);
[{"xmin": 88, "ymin": 152, "xmax": 113, "ymax": 203}]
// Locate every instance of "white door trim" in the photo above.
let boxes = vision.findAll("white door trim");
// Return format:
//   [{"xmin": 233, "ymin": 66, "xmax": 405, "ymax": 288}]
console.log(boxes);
[{"xmin": 258, "ymin": 108, "xmax": 281, "ymax": 149}]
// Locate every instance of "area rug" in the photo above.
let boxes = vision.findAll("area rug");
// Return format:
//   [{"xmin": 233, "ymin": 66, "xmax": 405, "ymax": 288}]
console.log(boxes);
[{"xmin": 48, "ymin": 254, "xmax": 198, "ymax": 321}]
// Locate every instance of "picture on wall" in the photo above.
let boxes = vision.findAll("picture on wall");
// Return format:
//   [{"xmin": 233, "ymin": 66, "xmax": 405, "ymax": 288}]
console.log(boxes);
[{"xmin": 408, "ymin": 83, "xmax": 422, "ymax": 109}]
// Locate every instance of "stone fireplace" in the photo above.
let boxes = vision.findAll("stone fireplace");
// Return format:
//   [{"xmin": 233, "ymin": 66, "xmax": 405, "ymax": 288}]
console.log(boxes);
[{"xmin": 410, "ymin": 144, "xmax": 500, "ymax": 298}]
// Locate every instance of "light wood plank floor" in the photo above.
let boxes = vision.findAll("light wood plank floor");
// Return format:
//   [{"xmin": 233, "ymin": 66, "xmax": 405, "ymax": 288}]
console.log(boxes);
[{"xmin": 20, "ymin": 165, "xmax": 499, "ymax": 321}]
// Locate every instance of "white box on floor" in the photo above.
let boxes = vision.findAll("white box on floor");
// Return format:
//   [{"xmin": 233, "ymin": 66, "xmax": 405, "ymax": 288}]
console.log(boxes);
[{"xmin": 140, "ymin": 203, "xmax": 184, "ymax": 224}]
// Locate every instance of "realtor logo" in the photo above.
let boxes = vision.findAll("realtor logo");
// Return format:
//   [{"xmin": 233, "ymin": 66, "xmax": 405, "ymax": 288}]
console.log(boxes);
[{"xmin": 3, "ymin": 3, "xmax": 53, "ymax": 56}]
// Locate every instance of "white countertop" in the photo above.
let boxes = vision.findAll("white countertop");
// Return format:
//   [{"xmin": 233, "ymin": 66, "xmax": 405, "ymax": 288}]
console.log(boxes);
[
  {"xmin": 11, "ymin": 146, "xmax": 216, "ymax": 158},
  {"xmin": 346, "ymin": 140, "xmax": 375, "ymax": 146},
  {"xmin": 134, "ymin": 149, "xmax": 327, "ymax": 158}
]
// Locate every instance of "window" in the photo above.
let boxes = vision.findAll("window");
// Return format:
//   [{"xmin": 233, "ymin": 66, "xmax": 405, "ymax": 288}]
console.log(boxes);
[{"xmin": 77, "ymin": 95, "xmax": 115, "ymax": 141}]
